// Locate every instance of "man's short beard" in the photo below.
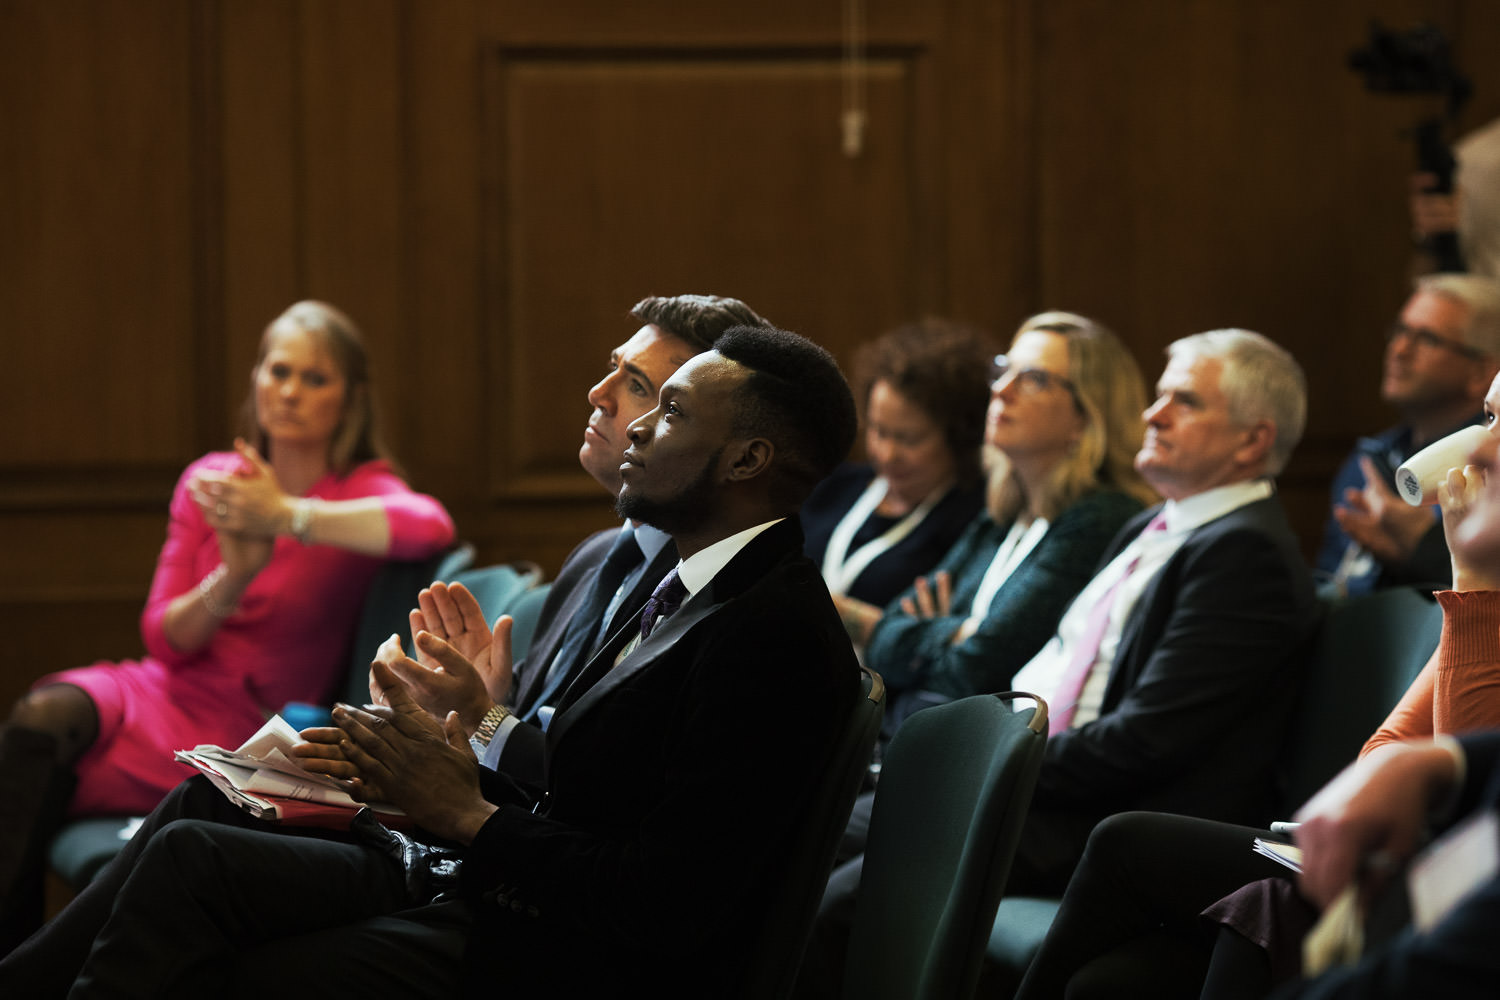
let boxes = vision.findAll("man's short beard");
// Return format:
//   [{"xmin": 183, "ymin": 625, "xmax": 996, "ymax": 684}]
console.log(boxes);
[{"xmin": 615, "ymin": 446, "xmax": 723, "ymax": 536}]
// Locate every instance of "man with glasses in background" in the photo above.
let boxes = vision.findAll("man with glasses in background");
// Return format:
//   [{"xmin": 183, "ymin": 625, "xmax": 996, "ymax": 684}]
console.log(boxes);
[{"xmin": 1318, "ymin": 275, "xmax": 1500, "ymax": 596}]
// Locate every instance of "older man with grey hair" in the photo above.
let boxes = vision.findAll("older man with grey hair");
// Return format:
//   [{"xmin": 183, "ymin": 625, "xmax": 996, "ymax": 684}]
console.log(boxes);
[{"xmin": 1320, "ymin": 274, "xmax": 1500, "ymax": 596}]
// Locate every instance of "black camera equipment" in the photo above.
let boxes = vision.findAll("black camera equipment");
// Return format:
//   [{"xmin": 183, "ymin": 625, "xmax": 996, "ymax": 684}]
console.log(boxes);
[{"xmin": 1349, "ymin": 20, "xmax": 1473, "ymax": 270}]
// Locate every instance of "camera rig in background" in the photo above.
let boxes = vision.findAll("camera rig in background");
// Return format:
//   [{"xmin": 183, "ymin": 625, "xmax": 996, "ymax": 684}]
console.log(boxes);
[{"xmin": 1349, "ymin": 20, "xmax": 1473, "ymax": 270}]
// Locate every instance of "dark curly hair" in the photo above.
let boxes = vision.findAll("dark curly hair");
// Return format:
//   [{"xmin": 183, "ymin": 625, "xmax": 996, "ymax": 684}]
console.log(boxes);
[
  {"xmin": 853, "ymin": 319, "xmax": 994, "ymax": 485},
  {"xmin": 712, "ymin": 325, "xmax": 858, "ymax": 508}
]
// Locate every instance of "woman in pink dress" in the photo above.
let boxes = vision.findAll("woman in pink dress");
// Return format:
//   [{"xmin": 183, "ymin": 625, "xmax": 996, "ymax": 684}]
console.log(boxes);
[{"xmin": 0, "ymin": 300, "xmax": 454, "ymax": 947}]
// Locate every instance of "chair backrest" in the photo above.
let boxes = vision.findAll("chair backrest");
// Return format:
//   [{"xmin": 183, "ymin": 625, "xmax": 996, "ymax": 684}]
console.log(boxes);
[
  {"xmin": 738, "ymin": 666, "xmax": 886, "ymax": 1000},
  {"xmin": 844, "ymin": 691, "xmax": 1048, "ymax": 1000},
  {"xmin": 505, "ymin": 581, "xmax": 552, "ymax": 663},
  {"xmin": 338, "ymin": 548, "xmax": 456, "ymax": 706},
  {"xmin": 1275, "ymin": 586, "xmax": 1443, "ymax": 813},
  {"xmin": 446, "ymin": 561, "xmax": 543, "ymax": 626}
]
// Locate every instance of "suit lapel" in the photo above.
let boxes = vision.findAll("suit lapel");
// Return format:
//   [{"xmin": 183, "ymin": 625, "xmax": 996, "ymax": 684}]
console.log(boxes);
[
  {"xmin": 545, "ymin": 518, "xmax": 803, "ymax": 747},
  {"xmin": 1100, "ymin": 497, "xmax": 1275, "ymax": 708}
]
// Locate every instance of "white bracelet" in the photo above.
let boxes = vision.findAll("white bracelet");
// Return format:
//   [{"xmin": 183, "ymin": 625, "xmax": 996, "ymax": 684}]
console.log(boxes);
[
  {"xmin": 197, "ymin": 564, "xmax": 236, "ymax": 618},
  {"xmin": 290, "ymin": 499, "xmax": 314, "ymax": 544}
]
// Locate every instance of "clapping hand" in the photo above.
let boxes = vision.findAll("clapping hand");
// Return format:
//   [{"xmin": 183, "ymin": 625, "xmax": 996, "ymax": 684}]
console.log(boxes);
[
  {"xmin": 333, "ymin": 660, "xmax": 496, "ymax": 844},
  {"xmin": 1334, "ymin": 456, "xmax": 1437, "ymax": 566},
  {"xmin": 368, "ymin": 582, "xmax": 514, "ymax": 733},
  {"xmin": 189, "ymin": 439, "xmax": 293, "ymax": 539}
]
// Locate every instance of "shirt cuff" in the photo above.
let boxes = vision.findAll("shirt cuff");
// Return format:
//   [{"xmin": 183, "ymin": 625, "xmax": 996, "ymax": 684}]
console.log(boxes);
[{"xmin": 477, "ymin": 713, "xmax": 523, "ymax": 770}]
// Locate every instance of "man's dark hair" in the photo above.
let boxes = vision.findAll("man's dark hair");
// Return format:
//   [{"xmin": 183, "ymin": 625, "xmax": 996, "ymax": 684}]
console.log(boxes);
[
  {"xmin": 713, "ymin": 325, "xmax": 857, "ymax": 507},
  {"xmin": 630, "ymin": 295, "xmax": 770, "ymax": 353}
]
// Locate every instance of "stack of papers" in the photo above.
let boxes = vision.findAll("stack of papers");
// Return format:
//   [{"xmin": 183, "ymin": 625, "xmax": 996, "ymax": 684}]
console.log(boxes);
[
  {"xmin": 1252, "ymin": 838, "xmax": 1303, "ymax": 873},
  {"xmin": 175, "ymin": 715, "xmax": 404, "ymax": 822}
]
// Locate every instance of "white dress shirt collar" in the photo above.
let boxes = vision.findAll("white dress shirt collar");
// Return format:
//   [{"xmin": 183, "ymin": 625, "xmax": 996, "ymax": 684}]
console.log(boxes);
[{"xmin": 675, "ymin": 518, "xmax": 785, "ymax": 598}]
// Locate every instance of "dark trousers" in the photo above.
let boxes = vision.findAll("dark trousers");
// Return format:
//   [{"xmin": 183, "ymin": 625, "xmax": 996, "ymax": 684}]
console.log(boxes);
[
  {"xmin": 1013, "ymin": 811, "xmax": 1285, "ymax": 1000},
  {"xmin": 0, "ymin": 776, "xmax": 469, "ymax": 999}
]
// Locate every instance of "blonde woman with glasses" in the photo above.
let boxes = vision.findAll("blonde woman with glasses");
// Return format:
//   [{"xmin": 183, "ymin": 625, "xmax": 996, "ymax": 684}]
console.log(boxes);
[{"xmin": 864, "ymin": 311, "xmax": 1157, "ymax": 737}]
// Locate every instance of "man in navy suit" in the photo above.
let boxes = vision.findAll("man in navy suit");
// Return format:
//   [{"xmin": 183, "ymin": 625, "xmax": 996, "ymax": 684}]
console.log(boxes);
[
  {"xmin": 9, "ymin": 325, "xmax": 862, "ymax": 999},
  {"xmin": 377, "ymin": 293, "xmax": 770, "ymax": 791}
]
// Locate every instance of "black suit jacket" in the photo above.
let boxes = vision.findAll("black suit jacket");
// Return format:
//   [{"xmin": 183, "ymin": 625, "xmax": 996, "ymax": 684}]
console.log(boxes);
[
  {"xmin": 458, "ymin": 518, "xmax": 860, "ymax": 997},
  {"xmin": 497, "ymin": 526, "xmax": 678, "ymax": 789},
  {"xmin": 1015, "ymin": 493, "xmax": 1320, "ymax": 891}
]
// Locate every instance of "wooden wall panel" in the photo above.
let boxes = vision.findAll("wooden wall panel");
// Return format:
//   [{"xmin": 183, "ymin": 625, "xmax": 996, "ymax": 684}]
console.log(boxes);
[
  {"xmin": 4, "ymin": 0, "xmax": 1499, "ymax": 710},
  {"xmin": 486, "ymin": 50, "xmax": 927, "ymax": 500},
  {"xmin": 0, "ymin": 1, "xmax": 199, "ymax": 475},
  {"xmin": 1028, "ymin": 0, "xmax": 1498, "ymax": 527}
]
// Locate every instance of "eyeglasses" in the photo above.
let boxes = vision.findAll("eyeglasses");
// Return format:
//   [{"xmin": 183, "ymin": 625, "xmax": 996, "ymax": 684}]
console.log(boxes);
[
  {"xmin": 990, "ymin": 354, "xmax": 1080, "ymax": 402},
  {"xmin": 1386, "ymin": 323, "xmax": 1487, "ymax": 360}
]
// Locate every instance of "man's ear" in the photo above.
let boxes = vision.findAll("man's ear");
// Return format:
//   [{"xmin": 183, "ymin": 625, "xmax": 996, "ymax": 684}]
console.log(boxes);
[
  {"xmin": 1234, "ymin": 420, "xmax": 1276, "ymax": 469},
  {"xmin": 723, "ymin": 437, "xmax": 774, "ymax": 482}
]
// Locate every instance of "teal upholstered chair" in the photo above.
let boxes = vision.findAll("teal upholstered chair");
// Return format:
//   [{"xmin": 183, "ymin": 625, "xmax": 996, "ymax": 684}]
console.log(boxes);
[{"xmin": 844, "ymin": 691, "xmax": 1047, "ymax": 1000}]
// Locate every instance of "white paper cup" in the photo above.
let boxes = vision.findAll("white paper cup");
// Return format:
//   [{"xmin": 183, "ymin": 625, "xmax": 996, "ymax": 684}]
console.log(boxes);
[{"xmin": 1394, "ymin": 424, "xmax": 1492, "ymax": 506}]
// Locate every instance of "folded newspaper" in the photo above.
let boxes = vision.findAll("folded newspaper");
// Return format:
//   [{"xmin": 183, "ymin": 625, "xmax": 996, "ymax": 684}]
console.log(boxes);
[{"xmin": 175, "ymin": 714, "xmax": 404, "ymax": 821}]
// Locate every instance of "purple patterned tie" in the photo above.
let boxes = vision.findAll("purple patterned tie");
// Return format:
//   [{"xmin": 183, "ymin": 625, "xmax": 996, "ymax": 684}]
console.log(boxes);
[{"xmin": 638, "ymin": 568, "xmax": 688, "ymax": 639}]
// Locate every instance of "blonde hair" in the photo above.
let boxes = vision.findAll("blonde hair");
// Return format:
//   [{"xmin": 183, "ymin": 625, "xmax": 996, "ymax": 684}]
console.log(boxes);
[
  {"xmin": 238, "ymin": 300, "xmax": 396, "ymax": 476},
  {"xmin": 989, "ymin": 312, "xmax": 1157, "ymax": 522}
]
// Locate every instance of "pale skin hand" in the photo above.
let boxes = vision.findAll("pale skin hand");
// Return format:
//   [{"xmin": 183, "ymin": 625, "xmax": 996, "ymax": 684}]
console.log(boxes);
[
  {"xmin": 1440, "ymin": 464, "xmax": 1500, "ymax": 591},
  {"xmin": 1293, "ymin": 740, "xmax": 1460, "ymax": 911},
  {"xmin": 898, "ymin": 570, "xmax": 969, "ymax": 645},
  {"xmin": 161, "ymin": 447, "xmax": 274, "ymax": 652},
  {"xmin": 189, "ymin": 439, "xmax": 297, "ymax": 539},
  {"xmin": 1410, "ymin": 172, "xmax": 1461, "ymax": 239},
  {"xmin": 369, "ymin": 622, "xmax": 506, "ymax": 735},
  {"xmin": 190, "ymin": 437, "xmax": 394, "ymax": 556},
  {"xmin": 1334, "ymin": 455, "xmax": 1439, "ymax": 566},
  {"xmin": 331, "ymin": 660, "xmax": 497, "ymax": 844},
  {"xmin": 832, "ymin": 592, "xmax": 883, "ymax": 646},
  {"xmin": 411, "ymin": 582, "xmax": 514, "ymax": 705},
  {"xmin": 365, "ymin": 581, "xmax": 513, "ymax": 725},
  {"xmin": 899, "ymin": 570, "xmax": 953, "ymax": 619}
]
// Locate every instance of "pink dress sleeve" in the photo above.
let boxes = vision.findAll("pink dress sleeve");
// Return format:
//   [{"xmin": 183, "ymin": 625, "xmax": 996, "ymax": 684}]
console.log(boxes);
[
  {"xmin": 138, "ymin": 453, "xmax": 240, "ymax": 664},
  {"xmin": 1361, "ymin": 589, "xmax": 1500, "ymax": 757},
  {"xmin": 337, "ymin": 460, "xmax": 455, "ymax": 559}
]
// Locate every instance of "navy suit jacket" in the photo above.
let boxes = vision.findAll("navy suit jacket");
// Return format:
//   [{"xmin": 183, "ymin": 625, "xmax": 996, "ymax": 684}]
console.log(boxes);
[
  {"xmin": 458, "ymin": 518, "xmax": 860, "ymax": 996},
  {"xmin": 1014, "ymin": 493, "xmax": 1320, "ymax": 892},
  {"xmin": 498, "ymin": 526, "xmax": 678, "ymax": 790}
]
